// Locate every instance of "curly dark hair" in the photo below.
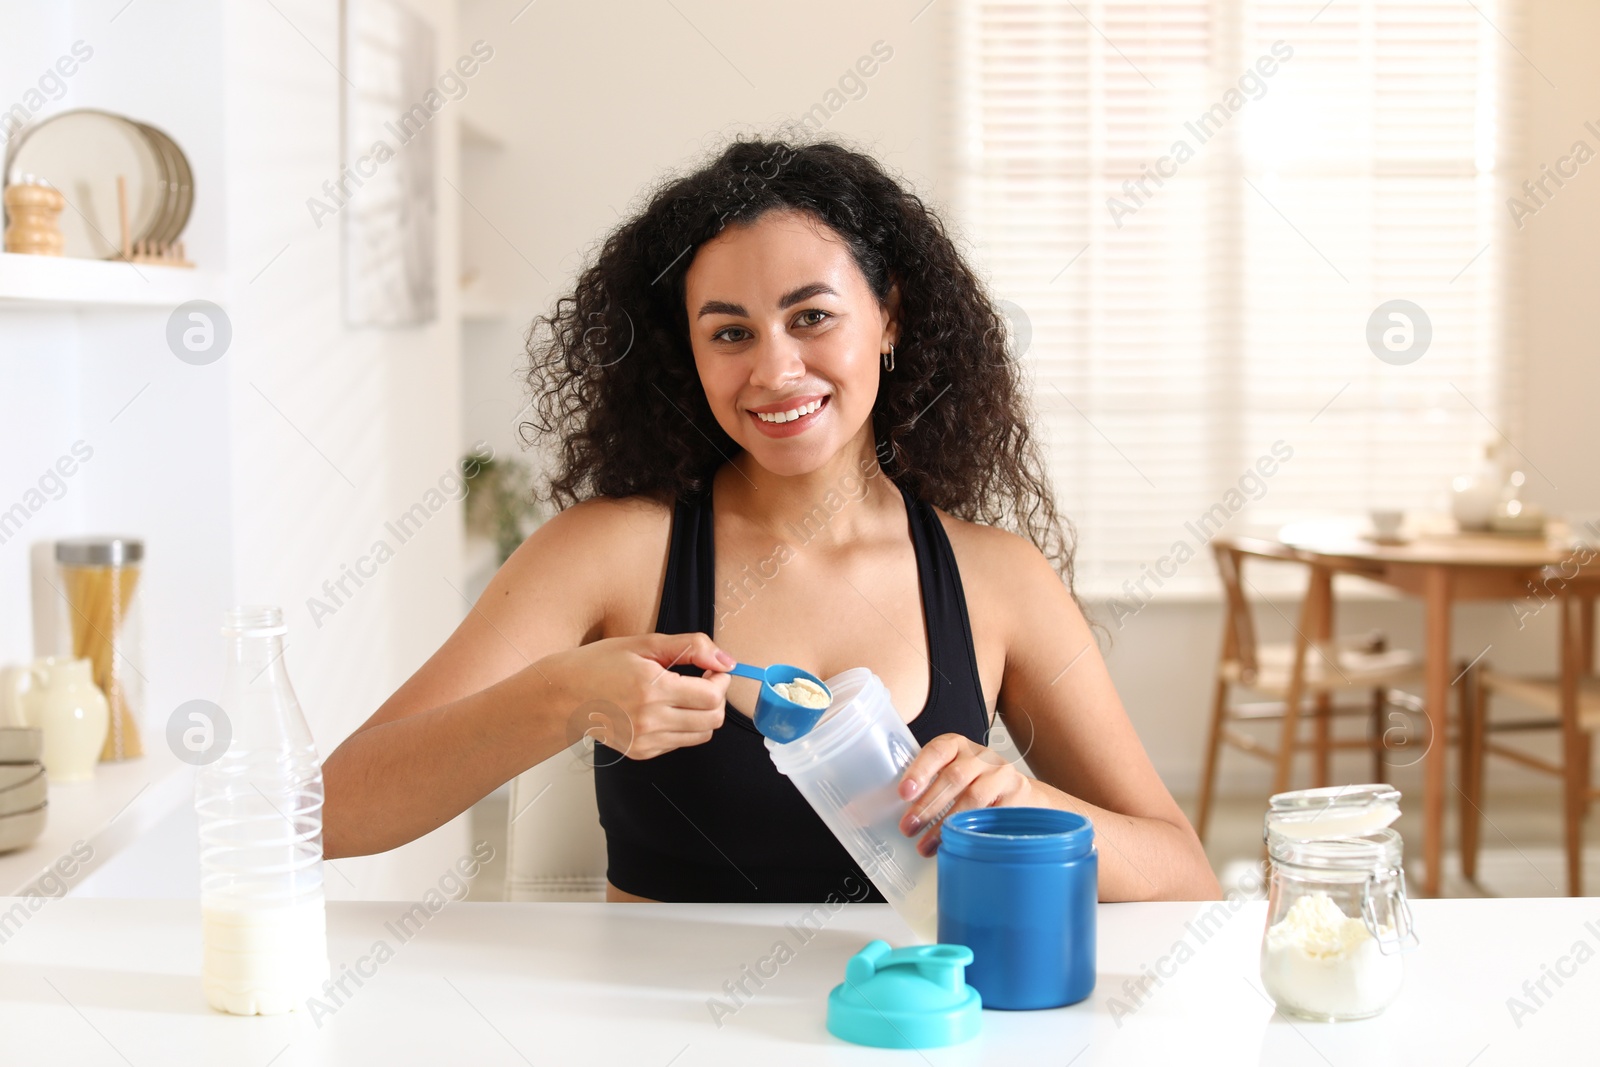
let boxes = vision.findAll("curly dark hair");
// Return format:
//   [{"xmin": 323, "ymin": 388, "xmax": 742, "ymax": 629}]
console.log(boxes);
[{"xmin": 521, "ymin": 130, "xmax": 1078, "ymax": 594}]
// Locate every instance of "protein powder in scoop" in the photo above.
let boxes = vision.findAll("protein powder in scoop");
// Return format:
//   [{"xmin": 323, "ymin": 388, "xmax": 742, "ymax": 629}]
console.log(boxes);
[{"xmin": 771, "ymin": 677, "xmax": 831, "ymax": 708}]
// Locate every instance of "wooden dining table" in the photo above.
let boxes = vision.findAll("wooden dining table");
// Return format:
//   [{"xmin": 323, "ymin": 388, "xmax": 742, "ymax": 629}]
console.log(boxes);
[{"xmin": 1270, "ymin": 517, "xmax": 1585, "ymax": 897}]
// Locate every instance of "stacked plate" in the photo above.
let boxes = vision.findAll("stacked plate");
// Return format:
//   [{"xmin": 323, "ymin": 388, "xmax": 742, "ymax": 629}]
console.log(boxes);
[
  {"xmin": 2, "ymin": 108, "xmax": 195, "ymax": 260},
  {"xmin": 0, "ymin": 728, "xmax": 47, "ymax": 853}
]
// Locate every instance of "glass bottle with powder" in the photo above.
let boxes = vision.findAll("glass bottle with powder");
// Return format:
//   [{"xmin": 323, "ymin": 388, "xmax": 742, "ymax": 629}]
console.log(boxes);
[{"xmin": 1259, "ymin": 784, "xmax": 1419, "ymax": 1021}]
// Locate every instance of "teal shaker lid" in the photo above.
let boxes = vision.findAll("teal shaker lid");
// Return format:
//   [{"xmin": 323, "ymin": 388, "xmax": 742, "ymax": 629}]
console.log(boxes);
[{"xmin": 827, "ymin": 940, "xmax": 982, "ymax": 1049}]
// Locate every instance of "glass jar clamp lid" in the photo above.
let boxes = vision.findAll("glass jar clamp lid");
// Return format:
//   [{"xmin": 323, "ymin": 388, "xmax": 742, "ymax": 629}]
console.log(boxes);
[{"xmin": 1264, "ymin": 784, "xmax": 1419, "ymax": 955}]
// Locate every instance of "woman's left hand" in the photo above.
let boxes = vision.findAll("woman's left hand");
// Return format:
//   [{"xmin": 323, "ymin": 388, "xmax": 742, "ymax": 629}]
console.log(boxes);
[{"xmin": 897, "ymin": 733, "xmax": 1037, "ymax": 856}]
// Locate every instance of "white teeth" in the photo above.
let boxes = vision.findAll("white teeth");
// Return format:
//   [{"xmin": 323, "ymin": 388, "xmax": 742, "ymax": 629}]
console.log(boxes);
[{"xmin": 756, "ymin": 398, "xmax": 824, "ymax": 424}]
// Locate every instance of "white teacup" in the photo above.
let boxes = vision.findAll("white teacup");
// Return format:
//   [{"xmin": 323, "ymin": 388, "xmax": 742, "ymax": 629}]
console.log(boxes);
[{"xmin": 1370, "ymin": 509, "xmax": 1405, "ymax": 541}]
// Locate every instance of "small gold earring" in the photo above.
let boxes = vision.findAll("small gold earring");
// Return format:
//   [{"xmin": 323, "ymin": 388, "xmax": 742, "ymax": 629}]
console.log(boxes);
[{"xmin": 882, "ymin": 344, "xmax": 895, "ymax": 372}]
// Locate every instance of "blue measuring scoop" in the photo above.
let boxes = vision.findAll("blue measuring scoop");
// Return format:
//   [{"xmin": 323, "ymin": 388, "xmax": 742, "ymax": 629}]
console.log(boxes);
[{"xmin": 726, "ymin": 662, "xmax": 833, "ymax": 743}]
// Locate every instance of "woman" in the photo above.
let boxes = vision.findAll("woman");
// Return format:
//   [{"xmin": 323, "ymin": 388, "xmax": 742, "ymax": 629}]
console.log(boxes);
[{"xmin": 322, "ymin": 136, "xmax": 1220, "ymax": 903}]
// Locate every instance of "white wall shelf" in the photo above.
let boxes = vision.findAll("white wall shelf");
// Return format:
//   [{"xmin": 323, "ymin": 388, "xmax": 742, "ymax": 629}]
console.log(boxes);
[{"xmin": 0, "ymin": 252, "xmax": 222, "ymax": 309}]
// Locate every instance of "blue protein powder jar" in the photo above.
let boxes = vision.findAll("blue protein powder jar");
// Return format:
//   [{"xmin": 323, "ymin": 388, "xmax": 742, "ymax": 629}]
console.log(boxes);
[{"xmin": 936, "ymin": 808, "xmax": 1096, "ymax": 1010}]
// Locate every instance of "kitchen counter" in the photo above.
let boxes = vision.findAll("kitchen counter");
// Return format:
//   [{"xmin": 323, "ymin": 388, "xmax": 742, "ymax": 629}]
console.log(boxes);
[{"xmin": 0, "ymin": 896, "xmax": 1587, "ymax": 1064}]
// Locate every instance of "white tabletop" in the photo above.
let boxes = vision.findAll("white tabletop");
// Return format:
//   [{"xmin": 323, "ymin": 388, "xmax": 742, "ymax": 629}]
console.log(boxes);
[{"xmin": 0, "ymin": 896, "xmax": 1586, "ymax": 1065}]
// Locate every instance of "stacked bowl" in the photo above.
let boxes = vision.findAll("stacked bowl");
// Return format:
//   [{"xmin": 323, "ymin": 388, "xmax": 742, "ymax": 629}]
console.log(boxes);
[{"xmin": 0, "ymin": 728, "xmax": 47, "ymax": 853}]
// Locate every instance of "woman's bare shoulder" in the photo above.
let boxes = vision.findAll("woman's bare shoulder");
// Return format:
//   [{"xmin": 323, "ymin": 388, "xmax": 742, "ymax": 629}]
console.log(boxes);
[
  {"xmin": 519, "ymin": 491, "xmax": 674, "ymax": 574},
  {"xmin": 931, "ymin": 505, "xmax": 1079, "ymax": 627},
  {"xmin": 546, "ymin": 490, "xmax": 674, "ymax": 540},
  {"xmin": 932, "ymin": 508, "xmax": 1092, "ymax": 696},
  {"xmin": 932, "ymin": 506, "xmax": 1058, "ymax": 585},
  {"xmin": 502, "ymin": 491, "xmax": 676, "ymax": 637}
]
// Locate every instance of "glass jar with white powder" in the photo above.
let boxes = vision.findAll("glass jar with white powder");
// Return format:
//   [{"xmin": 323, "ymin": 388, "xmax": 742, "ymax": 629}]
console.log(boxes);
[{"xmin": 1259, "ymin": 785, "xmax": 1419, "ymax": 1021}]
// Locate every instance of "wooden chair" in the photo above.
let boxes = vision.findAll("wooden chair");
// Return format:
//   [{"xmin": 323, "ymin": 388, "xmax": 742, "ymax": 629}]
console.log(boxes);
[
  {"xmin": 1460, "ymin": 564, "xmax": 1600, "ymax": 896},
  {"xmin": 1195, "ymin": 537, "xmax": 1424, "ymax": 843}
]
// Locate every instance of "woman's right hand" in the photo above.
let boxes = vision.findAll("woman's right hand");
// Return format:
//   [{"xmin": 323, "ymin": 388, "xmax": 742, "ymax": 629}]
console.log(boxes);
[{"xmin": 541, "ymin": 632, "xmax": 734, "ymax": 760}]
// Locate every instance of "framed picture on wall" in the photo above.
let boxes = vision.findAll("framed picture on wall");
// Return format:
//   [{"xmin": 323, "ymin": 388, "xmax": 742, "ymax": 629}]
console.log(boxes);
[{"xmin": 340, "ymin": 0, "xmax": 437, "ymax": 327}]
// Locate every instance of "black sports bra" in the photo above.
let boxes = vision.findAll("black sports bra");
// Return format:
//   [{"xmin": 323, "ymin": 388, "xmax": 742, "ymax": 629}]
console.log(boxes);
[{"xmin": 592, "ymin": 471, "xmax": 991, "ymax": 901}]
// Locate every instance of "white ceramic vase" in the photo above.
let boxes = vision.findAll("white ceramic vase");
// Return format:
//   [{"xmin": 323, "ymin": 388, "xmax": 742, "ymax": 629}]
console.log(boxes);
[
  {"xmin": 0, "ymin": 663, "xmax": 31, "ymax": 727},
  {"xmin": 20, "ymin": 657, "xmax": 110, "ymax": 783}
]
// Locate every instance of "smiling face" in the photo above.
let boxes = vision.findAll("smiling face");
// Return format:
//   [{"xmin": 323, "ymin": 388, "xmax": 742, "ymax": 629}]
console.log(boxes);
[{"xmin": 683, "ymin": 208, "xmax": 897, "ymax": 477}]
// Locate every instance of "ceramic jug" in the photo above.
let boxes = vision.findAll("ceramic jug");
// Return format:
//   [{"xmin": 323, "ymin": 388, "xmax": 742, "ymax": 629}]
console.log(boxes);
[
  {"xmin": 0, "ymin": 663, "xmax": 30, "ymax": 727},
  {"xmin": 19, "ymin": 657, "xmax": 110, "ymax": 783}
]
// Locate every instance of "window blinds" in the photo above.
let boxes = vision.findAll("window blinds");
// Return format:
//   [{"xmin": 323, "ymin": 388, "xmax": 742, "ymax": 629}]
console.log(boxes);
[{"xmin": 952, "ymin": 0, "xmax": 1519, "ymax": 602}]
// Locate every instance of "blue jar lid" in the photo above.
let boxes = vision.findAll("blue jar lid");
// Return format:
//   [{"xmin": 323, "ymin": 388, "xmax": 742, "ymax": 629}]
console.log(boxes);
[
  {"xmin": 827, "ymin": 940, "xmax": 982, "ymax": 1049},
  {"xmin": 940, "ymin": 807, "xmax": 1094, "ymax": 862}
]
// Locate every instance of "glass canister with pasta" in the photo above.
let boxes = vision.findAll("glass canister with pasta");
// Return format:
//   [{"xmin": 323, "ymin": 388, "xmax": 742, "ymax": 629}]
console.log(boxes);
[{"xmin": 54, "ymin": 536, "xmax": 145, "ymax": 761}]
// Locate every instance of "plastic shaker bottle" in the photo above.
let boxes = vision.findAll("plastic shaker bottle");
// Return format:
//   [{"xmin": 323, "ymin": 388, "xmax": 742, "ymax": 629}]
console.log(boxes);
[{"xmin": 766, "ymin": 668, "xmax": 938, "ymax": 940}]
